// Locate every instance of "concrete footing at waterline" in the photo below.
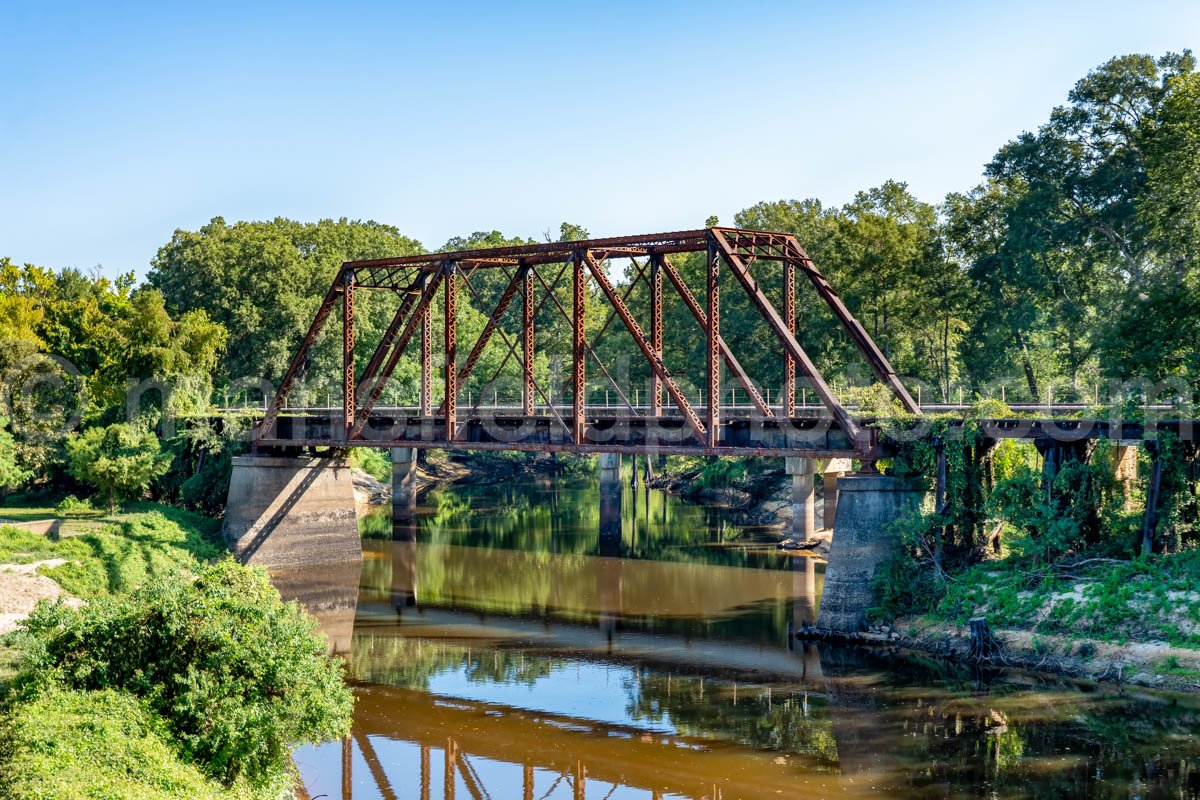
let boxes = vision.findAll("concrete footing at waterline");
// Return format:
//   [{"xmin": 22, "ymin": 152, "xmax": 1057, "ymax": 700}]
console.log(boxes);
[
  {"xmin": 786, "ymin": 457, "xmax": 816, "ymax": 540},
  {"xmin": 223, "ymin": 455, "xmax": 362, "ymax": 568},
  {"xmin": 599, "ymin": 452, "xmax": 622, "ymax": 543},
  {"xmin": 392, "ymin": 447, "xmax": 418, "ymax": 519},
  {"xmin": 816, "ymin": 474, "xmax": 923, "ymax": 633}
]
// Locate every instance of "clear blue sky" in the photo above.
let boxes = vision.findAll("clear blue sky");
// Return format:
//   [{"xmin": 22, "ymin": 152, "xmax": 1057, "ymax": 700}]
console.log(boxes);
[{"xmin": 2, "ymin": 1, "xmax": 1197, "ymax": 277}]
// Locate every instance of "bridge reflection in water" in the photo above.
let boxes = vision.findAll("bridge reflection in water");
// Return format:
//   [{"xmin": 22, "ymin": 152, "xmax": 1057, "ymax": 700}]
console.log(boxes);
[{"xmin": 285, "ymin": 476, "xmax": 1200, "ymax": 799}]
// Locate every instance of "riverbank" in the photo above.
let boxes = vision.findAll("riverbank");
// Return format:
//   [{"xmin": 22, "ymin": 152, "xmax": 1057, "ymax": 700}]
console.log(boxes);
[
  {"xmin": 799, "ymin": 546, "xmax": 1200, "ymax": 692},
  {"xmin": 806, "ymin": 619, "xmax": 1200, "ymax": 693},
  {"xmin": 0, "ymin": 502, "xmax": 354, "ymax": 799}
]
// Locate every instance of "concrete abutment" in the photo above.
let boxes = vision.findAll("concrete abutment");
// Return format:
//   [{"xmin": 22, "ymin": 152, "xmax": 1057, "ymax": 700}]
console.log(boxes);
[
  {"xmin": 223, "ymin": 455, "xmax": 362, "ymax": 568},
  {"xmin": 816, "ymin": 474, "xmax": 923, "ymax": 633}
]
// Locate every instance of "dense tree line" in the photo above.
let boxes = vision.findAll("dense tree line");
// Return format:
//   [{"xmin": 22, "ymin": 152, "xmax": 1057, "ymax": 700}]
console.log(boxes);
[{"xmin": 1, "ymin": 51, "xmax": 1197, "ymax": 501}]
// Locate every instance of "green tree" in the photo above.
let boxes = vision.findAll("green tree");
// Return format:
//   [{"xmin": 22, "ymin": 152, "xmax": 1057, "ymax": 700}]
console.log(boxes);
[
  {"xmin": 65, "ymin": 423, "xmax": 170, "ymax": 510},
  {"xmin": 0, "ymin": 416, "xmax": 30, "ymax": 493},
  {"xmin": 957, "ymin": 51, "xmax": 1197, "ymax": 395},
  {"xmin": 148, "ymin": 217, "xmax": 423, "ymax": 390}
]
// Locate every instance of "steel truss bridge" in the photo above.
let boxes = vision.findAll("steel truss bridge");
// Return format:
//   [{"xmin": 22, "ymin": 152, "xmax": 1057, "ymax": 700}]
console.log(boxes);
[
  {"xmin": 253, "ymin": 226, "xmax": 1200, "ymax": 460},
  {"xmin": 256, "ymin": 227, "xmax": 919, "ymax": 459}
]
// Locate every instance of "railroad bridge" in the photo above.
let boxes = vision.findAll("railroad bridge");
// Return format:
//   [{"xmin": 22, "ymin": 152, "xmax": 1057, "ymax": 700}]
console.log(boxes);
[{"xmin": 227, "ymin": 227, "xmax": 1189, "ymax": 632}]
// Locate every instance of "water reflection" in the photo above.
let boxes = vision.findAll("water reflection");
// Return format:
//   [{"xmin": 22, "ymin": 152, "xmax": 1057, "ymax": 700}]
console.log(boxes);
[
  {"xmin": 292, "ymin": 475, "xmax": 1200, "ymax": 799},
  {"xmin": 270, "ymin": 559, "xmax": 359, "ymax": 659}
]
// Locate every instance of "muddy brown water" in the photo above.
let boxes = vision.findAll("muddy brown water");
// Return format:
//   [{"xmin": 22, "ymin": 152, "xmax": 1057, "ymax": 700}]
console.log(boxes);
[{"xmin": 284, "ymin": 473, "xmax": 1200, "ymax": 799}]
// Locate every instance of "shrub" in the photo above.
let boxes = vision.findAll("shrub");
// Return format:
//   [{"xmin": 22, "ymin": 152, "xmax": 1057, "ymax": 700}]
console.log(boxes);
[
  {"xmin": 694, "ymin": 457, "xmax": 748, "ymax": 489},
  {"xmin": 11, "ymin": 560, "xmax": 353, "ymax": 787},
  {"xmin": 351, "ymin": 447, "xmax": 391, "ymax": 483},
  {"xmin": 0, "ymin": 687, "xmax": 259, "ymax": 800},
  {"xmin": 65, "ymin": 423, "xmax": 171, "ymax": 511},
  {"xmin": 54, "ymin": 494, "xmax": 95, "ymax": 515},
  {"xmin": 179, "ymin": 446, "xmax": 237, "ymax": 516}
]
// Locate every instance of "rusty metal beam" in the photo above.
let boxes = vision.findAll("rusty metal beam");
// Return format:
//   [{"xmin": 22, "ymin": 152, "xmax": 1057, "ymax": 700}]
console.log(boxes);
[
  {"xmin": 351, "ymin": 266, "xmax": 445, "ymax": 438},
  {"xmin": 572, "ymin": 250, "xmax": 586, "ymax": 445},
  {"xmin": 420, "ymin": 273, "xmax": 433, "ymax": 417},
  {"xmin": 347, "ymin": 230, "xmax": 711, "ymax": 271},
  {"xmin": 342, "ymin": 270, "xmax": 356, "ymax": 438},
  {"xmin": 709, "ymin": 229, "xmax": 861, "ymax": 442},
  {"xmin": 258, "ymin": 435, "xmax": 864, "ymax": 459},
  {"xmin": 522, "ymin": 262, "xmax": 535, "ymax": 416},
  {"xmin": 357, "ymin": 284, "xmax": 423, "ymax": 406},
  {"xmin": 436, "ymin": 264, "xmax": 527, "ymax": 417},
  {"xmin": 346, "ymin": 229, "xmax": 818, "ymax": 286},
  {"xmin": 783, "ymin": 236, "xmax": 920, "ymax": 414},
  {"xmin": 461, "ymin": 258, "xmax": 571, "ymax": 419},
  {"xmin": 783, "ymin": 258, "xmax": 796, "ymax": 416},
  {"xmin": 658, "ymin": 256, "xmax": 772, "ymax": 418},
  {"xmin": 582, "ymin": 252, "xmax": 706, "ymax": 442},
  {"xmin": 258, "ymin": 279, "xmax": 340, "ymax": 438},
  {"xmin": 529, "ymin": 266, "xmax": 637, "ymax": 415},
  {"xmin": 444, "ymin": 262, "xmax": 458, "ymax": 440},
  {"xmin": 705, "ymin": 242, "xmax": 720, "ymax": 447},
  {"xmin": 456, "ymin": 273, "xmax": 573, "ymax": 437},
  {"xmin": 649, "ymin": 254, "xmax": 664, "ymax": 417},
  {"xmin": 587, "ymin": 257, "xmax": 648, "ymax": 358}
]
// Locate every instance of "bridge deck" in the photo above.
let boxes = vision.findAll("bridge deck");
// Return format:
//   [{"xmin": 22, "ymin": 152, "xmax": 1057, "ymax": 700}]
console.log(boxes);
[{"xmin": 248, "ymin": 407, "xmax": 1199, "ymax": 457}]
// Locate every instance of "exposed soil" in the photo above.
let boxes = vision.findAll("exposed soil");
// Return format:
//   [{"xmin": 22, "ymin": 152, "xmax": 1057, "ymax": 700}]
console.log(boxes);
[{"xmin": 0, "ymin": 560, "xmax": 82, "ymax": 635}]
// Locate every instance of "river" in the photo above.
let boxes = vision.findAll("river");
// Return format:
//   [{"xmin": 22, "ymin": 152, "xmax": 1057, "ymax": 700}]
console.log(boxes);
[{"xmin": 285, "ymin": 470, "xmax": 1200, "ymax": 799}]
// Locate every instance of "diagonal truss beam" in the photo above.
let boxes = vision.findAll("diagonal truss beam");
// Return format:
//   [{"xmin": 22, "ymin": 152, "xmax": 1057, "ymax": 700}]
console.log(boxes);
[
  {"xmin": 588, "ymin": 256, "xmax": 648, "ymax": 358},
  {"xmin": 709, "ymin": 229, "xmax": 861, "ymax": 442},
  {"xmin": 529, "ymin": 266, "xmax": 637, "ymax": 415},
  {"xmin": 658, "ymin": 255, "xmax": 773, "ymax": 417},
  {"xmin": 582, "ymin": 251, "xmax": 706, "ymax": 442},
  {"xmin": 350, "ymin": 265, "xmax": 446, "ymax": 438},
  {"xmin": 258, "ymin": 278, "xmax": 342, "ymax": 437},
  {"xmin": 356, "ymin": 281, "xmax": 424, "ymax": 405},
  {"xmin": 782, "ymin": 236, "xmax": 920, "ymax": 414},
  {"xmin": 460, "ymin": 259, "xmax": 570, "ymax": 416},
  {"xmin": 436, "ymin": 263, "xmax": 528, "ymax": 416}
]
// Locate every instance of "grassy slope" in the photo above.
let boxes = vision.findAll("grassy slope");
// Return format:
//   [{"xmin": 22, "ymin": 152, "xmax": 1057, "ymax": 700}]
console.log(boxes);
[
  {"xmin": 0, "ymin": 503, "xmax": 275, "ymax": 800},
  {"xmin": 0, "ymin": 502, "xmax": 225, "ymax": 598},
  {"xmin": 0, "ymin": 688, "xmax": 268, "ymax": 800}
]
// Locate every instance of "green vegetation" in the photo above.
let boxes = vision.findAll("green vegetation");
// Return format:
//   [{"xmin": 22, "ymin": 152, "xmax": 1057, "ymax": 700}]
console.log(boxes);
[
  {"xmin": 351, "ymin": 447, "xmax": 391, "ymax": 483},
  {"xmin": 3, "ymin": 561, "xmax": 353, "ymax": 797},
  {"xmin": 66, "ymin": 423, "xmax": 171, "ymax": 511},
  {"xmin": 868, "ymin": 415, "xmax": 1200, "ymax": 649},
  {"xmin": 934, "ymin": 550, "xmax": 1200, "ymax": 647},
  {"xmin": 0, "ymin": 503, "xmax": 223, "ymax": 598},
  {"xmin": 0, "ymin": 688, "xmax": 257, "ymax": 800}
]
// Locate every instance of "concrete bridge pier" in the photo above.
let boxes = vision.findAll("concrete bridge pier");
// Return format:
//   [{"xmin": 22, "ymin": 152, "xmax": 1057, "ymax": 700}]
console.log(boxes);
[
  {"xmin": 1113, "ymin": 443, "xmax": 1139, "ymax": 510},
  {"xmin": 392, "ymin": 447, "xmax": 418, "ymax": 519},
  {"xmin": 786, "ymin": 457, "xmax": 816, "ymax": 540},
  {"xmin": 599, "ymin": 453, "xmax": 623, "ymax": 543},
  {"xmin": 816, "ymin": 474, "xmax": 923, "ymax": 632},
  {"xmin": 223, "ymin": 455, "xmax": 362, "ymax": 568},
  {"xmin": 821, "ymin": 458, "xmax": 854, "ymax": 530}
]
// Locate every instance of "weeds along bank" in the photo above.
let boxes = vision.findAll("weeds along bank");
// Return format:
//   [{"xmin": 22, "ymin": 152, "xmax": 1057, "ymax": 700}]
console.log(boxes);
[
  {"xmin": 0, "ymin": 504, "xmax": 354, "ymax": 799},
  {"xmin": 865, "ymin": 405, "xmax": 1200, "ymax": 688}
]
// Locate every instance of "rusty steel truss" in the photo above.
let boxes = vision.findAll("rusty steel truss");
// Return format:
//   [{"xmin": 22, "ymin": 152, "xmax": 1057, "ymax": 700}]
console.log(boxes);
[{"xmin": 254, "ymin": 227, "xmax": 918, "ymax": 458}]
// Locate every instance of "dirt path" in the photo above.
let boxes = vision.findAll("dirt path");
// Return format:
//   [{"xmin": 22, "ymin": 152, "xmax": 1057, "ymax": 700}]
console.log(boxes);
[{"xmin": 0, "ymin": 560, "xmax": 81, "ymax": 635}]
